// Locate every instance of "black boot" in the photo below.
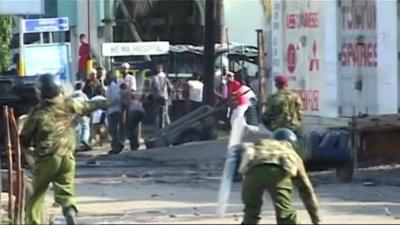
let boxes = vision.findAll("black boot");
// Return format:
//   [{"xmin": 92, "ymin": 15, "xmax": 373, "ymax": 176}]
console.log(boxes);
[
  {"xmin": 81, "ymin": 140, "xmax": 93, "ymax": 151},
  {"xmin": 63, "ymin": 206, "xmax": 77, "ymax": 225}
]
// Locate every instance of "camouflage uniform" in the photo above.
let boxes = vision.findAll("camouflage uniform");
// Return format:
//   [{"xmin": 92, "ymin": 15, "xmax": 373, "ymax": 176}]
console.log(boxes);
[
  {"xmin": 262, "ymin": 89, "xmax": 303, "ymax": 136},
  {"xmin": 238, "ymin": 139, "xmax": 320, "ymax": 224},
  {"xmin": 20, "ymin": 96, "xmax": 108, "ymax": 225}
]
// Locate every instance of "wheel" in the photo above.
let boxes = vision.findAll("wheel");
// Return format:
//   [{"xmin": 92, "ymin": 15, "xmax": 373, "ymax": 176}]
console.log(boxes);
[
  {"xmin": 176, "ymin": 129, "xmax": 202, "ymax": 145},
  {"xmin": 201, "ymin": 126, "xmax": 218, "ymax": 141},
  {"xmin": 336, "ymin": 158, "xmax": 354, "ymax": 183}
]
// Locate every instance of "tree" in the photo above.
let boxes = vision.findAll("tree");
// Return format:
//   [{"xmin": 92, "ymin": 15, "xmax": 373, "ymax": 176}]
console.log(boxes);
[{"xmin": 0, "ymin": 15, "xmax": 14, "ymax": 72}]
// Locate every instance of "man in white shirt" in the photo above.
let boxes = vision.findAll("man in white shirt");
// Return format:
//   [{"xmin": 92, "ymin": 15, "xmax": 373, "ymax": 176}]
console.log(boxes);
[
  {"xmin": 214, "ymin": 67, "xmax": 229, "ymax": 127},
  {"xmin": 91, "ymin": 95, "xmax": 108, "ymax": 146},
  {"xmin": 71, "ymin": 82, "xmax": 91, "ymax": 150},
  {"xmin": 187, "ymin": 73, "xmax": 204, "ymax": 112},
  {"xmin": 105, "ymin": 72, "xmax": 125, "ymax": 154},
  {"xmin": 214, "ymin": 67, "xmax": 228, "ymax": 99},
  {"xmin": 117, "ymin": 62, "xmax": 137, "ymax": 92}
]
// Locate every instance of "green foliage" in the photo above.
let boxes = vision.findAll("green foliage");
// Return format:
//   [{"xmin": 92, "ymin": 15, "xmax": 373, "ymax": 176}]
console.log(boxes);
[
  {"xmin": 1, "ymin": 218, "xmax": 12, "ymax": 225},
  {"xmin": 0, "ymin": 15, "xmax": 14, "ymax": 72}
]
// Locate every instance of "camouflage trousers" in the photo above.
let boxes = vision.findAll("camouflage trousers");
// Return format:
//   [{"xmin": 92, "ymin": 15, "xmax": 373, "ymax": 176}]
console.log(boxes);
[
  {"xmin": 26, "ymin": 152, "xmax": 77, "ymax": 225},
  {"xmin": 242, "ymin": 164, "xmax": 297, "ymax": 224}
]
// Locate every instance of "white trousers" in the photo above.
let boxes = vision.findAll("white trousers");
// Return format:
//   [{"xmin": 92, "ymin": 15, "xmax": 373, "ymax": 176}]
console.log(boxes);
[
  {"xmin": 230, "ymin": 104, "xmax": 260, "ymax": 134},
  {"xmin": 230, "ymin": 104, "xmax": 249, "ymax": 125}
]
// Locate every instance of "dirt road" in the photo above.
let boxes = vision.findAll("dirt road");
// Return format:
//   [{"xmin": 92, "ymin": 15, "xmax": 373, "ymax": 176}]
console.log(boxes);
[{"xmin": 44, "ymin": 140, "xmax": 400, "ymax": 224}]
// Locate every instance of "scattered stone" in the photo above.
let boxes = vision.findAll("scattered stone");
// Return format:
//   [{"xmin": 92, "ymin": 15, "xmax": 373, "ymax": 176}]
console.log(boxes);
[
  {"xmin": 234, "ymin": 218, "xmax": 239, "ymax": 221},
  {"xmin": 146, "ymin": 210, "xmax": 163, "ymax": 214},
  {"xmin": 97, "ymin": 180, "xmax": 123, "ymax": 185},
  {"xmin": 363, "ymin": 181, "xmax": 375, "ymax": 186},
  {"xmin": 169, "ymin": 214, "xmax": 177, "ymax": 218},
  {"xmin": 186, "ymin": 171, "xmax": 198, "ymax": 176},
  {"xmin": 141, "ymin": 172, "xmax": 153, "ymax": 178},
  {"xmin": 395, "ymin": 216, "xmax": 400, "ymax": 220},
  {"xmin": 193, "ymin": 207, "xmax": 198, "ymax": 210},
  {"xmin": 154, "ymin": 179, "xmax": 168, "ymax": 184},
  {"xmin": 127, "ymin": 173, "xmax": 140, "ymax": 178},
  {"xmin": 194, "ymin": 212, "xmax": 200, "ymax": 216},
  {"xmin": 151, "ymin": 194, "xmax": 160, "ymax": 198},
  {"xmin": 385, "ymin": 207, "xmax": 392, "ymax": 216},
  {"xmin": 86, "ymin": 159, "xmax": 100, "ymax": 165}
]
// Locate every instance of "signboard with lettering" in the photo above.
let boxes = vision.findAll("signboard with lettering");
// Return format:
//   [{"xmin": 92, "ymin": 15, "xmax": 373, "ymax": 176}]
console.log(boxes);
[
  {"xmin": 22, "ymin": 17, "xmax": 69, "ymax": 33},
  {"xmin": 102, "ymin": 42, "xmax": 170, "ymax": 57},
  {"xmin": 338, "ymin": 0, "xmax": 378, "ymax": 116},
  {"xmin": 271, "ymin": 1, "xmax": 283, "ymax": 72},
  {"xmin": 273, "ymin": 0, "xmax": 383, "ymax": 117},
  {"xmin": 287, "ymin": 44, "xmax": 296, "ymax": 73},
  {"xmin": 24, "ymin": 43, "xmax": 71, "ymax": 84},
  {"xmin": 282, "ymin": 1, "xmax": 323, "ymax": 115}
]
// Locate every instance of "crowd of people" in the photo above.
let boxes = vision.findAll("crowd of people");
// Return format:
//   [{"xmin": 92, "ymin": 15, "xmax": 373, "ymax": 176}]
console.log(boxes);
[
  {"xmin": 16, "ymin": 31, "xmax": 317, "ymax": 225},
  {"xmin": 20, "ymin": 66, "xmax": 317, "ymax": 225},
  {"xmin": 71, "ymin": 62, "xmax": 145, "ymax": 154},
  {"xmin": 72, "ymin": 54, "xmax": 264, "ymax": 155}
]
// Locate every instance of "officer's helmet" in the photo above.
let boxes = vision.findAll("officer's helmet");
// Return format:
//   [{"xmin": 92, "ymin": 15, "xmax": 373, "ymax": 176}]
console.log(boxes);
[
  {"xmin": 35, "ymin": 74, "xmax": 62, "ymax": 100},
  {"xmin": 273, "ymin": 128, "xmax": 297, "ymax": 144}
]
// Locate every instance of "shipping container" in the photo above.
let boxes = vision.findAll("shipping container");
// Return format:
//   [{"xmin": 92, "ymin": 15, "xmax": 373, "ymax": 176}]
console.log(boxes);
[{"xmin": 271, "ymin": 0, "xmax": 398, "ymax": 118}]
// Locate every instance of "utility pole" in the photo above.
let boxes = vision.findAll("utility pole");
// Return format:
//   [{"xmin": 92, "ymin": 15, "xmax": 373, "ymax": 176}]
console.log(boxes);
[
  {"xmin": 203, "ymin": 0, "xmax": 216, "ymax": 106},
  {"xmin": 256, "ymin": 29, "xmax": 267, "ymax": 114}
]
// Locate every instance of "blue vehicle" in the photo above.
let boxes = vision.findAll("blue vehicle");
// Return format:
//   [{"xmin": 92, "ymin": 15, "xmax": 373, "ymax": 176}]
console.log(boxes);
[{"xmin": 301, "ymin": 130, "xmax": 355, "ymax": 182}]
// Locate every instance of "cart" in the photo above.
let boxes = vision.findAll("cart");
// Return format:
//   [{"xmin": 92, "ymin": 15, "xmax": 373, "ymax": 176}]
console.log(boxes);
[{"xmin": 301, "ymin": 128, "xmax": 355, "ymax": 183}]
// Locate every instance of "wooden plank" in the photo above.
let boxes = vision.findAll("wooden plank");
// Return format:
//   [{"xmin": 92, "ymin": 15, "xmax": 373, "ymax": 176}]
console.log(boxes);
[{"xmin": 3, "ymin": 106, "xmax": 13, "ymax": 221}]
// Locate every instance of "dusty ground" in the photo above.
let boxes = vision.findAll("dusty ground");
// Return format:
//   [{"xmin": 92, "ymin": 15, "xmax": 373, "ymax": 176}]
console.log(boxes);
[{"xmin": 31, "ymin": 138, "xmax": 400, "ymax": 224}]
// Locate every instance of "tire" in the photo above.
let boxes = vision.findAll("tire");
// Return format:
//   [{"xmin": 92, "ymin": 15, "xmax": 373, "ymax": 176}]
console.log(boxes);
[
  {"xmin": 336, "ymin": 158, "xmax": 354, "ymax": 183},
  {"xmin": 178, "ymin": 129, "xmax": 202, "ymax": 145}
]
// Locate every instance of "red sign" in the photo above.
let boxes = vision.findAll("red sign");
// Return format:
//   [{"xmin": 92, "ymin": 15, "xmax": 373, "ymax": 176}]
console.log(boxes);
[
  {"xmin": 341, "ymin": 2, "xmax": 376, "ymax": 30},
  {"xmin": 340, "ymin": 42, "xmax": 377, "ymax": 67},
  {"xmin": 286, "ymin": 12, "xmax": 319, "ymax": 29},
  {"xmin": 296, "ymin": 89, "xmax": 319, "ymax": 111},
  {"xmin": 309, "ymin": 40, "xmax": 319, "ymax": 71},
  {"xmin": 287, "ymin": 44, "xmax": 297, "ymax": 73}
]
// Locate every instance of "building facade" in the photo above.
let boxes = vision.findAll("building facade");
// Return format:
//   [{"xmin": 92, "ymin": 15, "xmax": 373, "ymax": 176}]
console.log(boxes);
[{"xmin": 271, "ymin": 0, "xmax": 398, "ymax": 117}]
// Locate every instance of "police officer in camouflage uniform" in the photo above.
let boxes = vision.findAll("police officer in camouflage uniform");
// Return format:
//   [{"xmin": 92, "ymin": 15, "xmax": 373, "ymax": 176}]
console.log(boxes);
[
  {"xmin": 262, "ymin": 75, "xmax": 303, "ymax": 136},
  {"xmin": 20, "ymin": 74, "xmax": 109, "ymax": 225},
  {"xmin": 238, "ymin": 128, "xmax": 320, "ymax": 224}
]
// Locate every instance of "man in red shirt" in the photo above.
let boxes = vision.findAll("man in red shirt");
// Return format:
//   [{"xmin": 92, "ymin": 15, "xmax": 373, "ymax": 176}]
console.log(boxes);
[
  {"xmin": 78, "ymin": 33, "xmax": 90, "ymax": 81},
  {"xmin": 227, "ymin": 72, "xmax": 250, "ymax": 125}
]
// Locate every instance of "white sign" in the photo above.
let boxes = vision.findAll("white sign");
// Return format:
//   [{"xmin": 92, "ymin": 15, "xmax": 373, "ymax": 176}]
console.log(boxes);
[
  {"xmin": 24, "ymin": 43, "xmax": 71, "ymax": 83},
  {"xmin": 0, "ymin": 0, "xmax": 44, "ymax": 15},
  {"xmin": 102, "ymin": 42, "xmax": 170, "ymax": 56}
]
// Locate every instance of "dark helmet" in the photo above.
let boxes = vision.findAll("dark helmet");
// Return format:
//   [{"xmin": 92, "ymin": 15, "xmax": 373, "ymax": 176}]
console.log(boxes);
[
  {"xmin": 35, "ymin": 74, "xmax": 61, "ymax": 100},
  {"xmin": 273, "ymin": 128, "xmax": 297, "ymax": 143}
]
